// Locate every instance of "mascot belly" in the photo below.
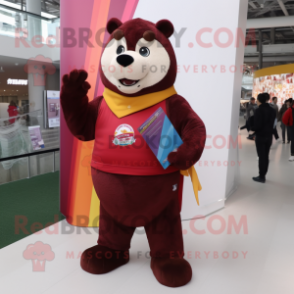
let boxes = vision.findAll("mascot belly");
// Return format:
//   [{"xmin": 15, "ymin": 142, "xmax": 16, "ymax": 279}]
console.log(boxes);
[{"xmin": 61, "ymin": 17, "xmax": 206, "ymax": 288}]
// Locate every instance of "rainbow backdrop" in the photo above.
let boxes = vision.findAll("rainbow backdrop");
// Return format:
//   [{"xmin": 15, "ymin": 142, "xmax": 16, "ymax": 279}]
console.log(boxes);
[{"xmin": 60, "ymin": 0, "xmax": 139, "ymax": 226}]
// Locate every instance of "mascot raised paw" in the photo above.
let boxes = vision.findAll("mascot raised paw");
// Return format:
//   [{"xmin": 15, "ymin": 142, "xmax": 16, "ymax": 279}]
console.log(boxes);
[{"xmin": 61, "ymin": 18, "xmax": 206, "ymax": 288}]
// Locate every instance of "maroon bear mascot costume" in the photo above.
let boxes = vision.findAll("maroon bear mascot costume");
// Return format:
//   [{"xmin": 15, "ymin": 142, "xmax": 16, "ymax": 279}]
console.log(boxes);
[{"xmin": 61, "ymin": 18, "xmax": 206, "ymax": 287}]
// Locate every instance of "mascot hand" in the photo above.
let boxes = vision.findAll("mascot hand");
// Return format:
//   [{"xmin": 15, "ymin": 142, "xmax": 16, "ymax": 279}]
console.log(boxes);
[
  {"xmin": 61, "ymin": 69, "xmax": 91, "ymax": 98},
  {"xmin": 167, "ymin": 144, "xmax": 195, "ymax": 170}
]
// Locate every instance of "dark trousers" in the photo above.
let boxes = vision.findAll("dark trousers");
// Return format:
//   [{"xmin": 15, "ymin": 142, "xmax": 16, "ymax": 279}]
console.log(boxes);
[
  {"xmin": 291, "ymin": 127, "xmax": 294, "ymax": 156},
  {"xmin": 273, "ymin": 126, "xmax": 279, "ymax": 140},
  {"xmin": 240, "ymin": 124, "xmax": 247, "ymax": 130},
  {"xmin": 240, "ymin": 119, "xmax": 250, "ymax": 132},
  {"xmin": 241, "ymin": 119, "xmax": 256, "ymax": 138},
  {"xmin": 255, "ymin": 136, "xmax": 272, "ymax": 179},
  {"xmin": 248, "ymin": 132, "xmax": 256, "ymax": 139},
  {"xmin": 281, "ymin": 123, "xmax": 291, "ymax": 142}
]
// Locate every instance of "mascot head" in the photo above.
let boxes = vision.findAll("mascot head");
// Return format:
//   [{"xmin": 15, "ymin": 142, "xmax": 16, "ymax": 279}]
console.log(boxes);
[{"xmin": 100, "ymin": 18, "xmax": 176, "ymax": 97}]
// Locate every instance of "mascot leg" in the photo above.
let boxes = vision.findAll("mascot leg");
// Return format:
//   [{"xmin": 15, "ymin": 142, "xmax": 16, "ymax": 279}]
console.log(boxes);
[
  {"xmin": 145, "ymin": 196, "xmax": 192, "ymax": 287},
  {"xmin": 80, "ymin": 204, "xmax": 135, "ymax": 274}
]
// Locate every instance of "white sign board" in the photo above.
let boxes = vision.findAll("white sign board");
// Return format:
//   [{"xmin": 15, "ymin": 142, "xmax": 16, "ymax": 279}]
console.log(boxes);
[
  {"xmin": 28, "ymin": 126, "xmax": 45, "ymax": 150},
  {"xmin": 46, "ymin": 90, "xmax": 60, "ymax": 128}
]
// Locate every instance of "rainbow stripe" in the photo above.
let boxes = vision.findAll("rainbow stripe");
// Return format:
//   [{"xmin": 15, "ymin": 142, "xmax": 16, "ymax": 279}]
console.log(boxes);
[{"xmin": 60, "ymin": 0, "xmax": 139, "ymax": 227}]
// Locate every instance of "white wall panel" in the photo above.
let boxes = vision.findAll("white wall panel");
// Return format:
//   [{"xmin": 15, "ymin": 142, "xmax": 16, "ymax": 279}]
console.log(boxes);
[{"xmin": 134, "ymin": 0, "xmax": 248, "ymax": 219}]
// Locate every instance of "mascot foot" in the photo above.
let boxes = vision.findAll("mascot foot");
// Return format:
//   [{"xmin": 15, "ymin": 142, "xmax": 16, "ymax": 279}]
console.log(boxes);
[
  {"xmin": 151, "ymin": 257, "xmax": 192, "ymax": 287},
  {"xmin": 80, "ymin": 245, "xmax": 129, "ymax": 274}
]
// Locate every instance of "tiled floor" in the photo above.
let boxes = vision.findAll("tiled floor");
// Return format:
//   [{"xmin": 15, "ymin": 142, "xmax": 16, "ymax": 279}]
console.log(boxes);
[{"xmin": 0, "ymin": 120, "xmax": 293, "ymax": 294}]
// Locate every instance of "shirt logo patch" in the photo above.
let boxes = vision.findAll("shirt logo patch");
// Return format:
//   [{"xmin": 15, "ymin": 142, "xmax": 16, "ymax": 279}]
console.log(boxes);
[
  {"xmin": 172, "ymin": 184, "xmax": 178, "ymax": 191},
  {"xmin": 113, "ymin": 124, "xmax": 136, "ymax": 146}
]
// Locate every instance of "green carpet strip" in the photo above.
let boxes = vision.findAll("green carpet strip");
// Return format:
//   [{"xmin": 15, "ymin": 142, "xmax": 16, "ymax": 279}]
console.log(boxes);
[{"xmin": 0, "ymin": 172, "xmax": 64, "ymax": 249}]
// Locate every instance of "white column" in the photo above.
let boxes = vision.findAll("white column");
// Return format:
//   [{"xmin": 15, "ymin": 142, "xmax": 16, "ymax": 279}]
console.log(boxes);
[
  {"xmin": 27, "ymin": 64, "xmax": 45, "ymax": 127},
  {"xmin": 46, "ymin": 70, "xmax": 60, "ymax": 90},
  {"xmin": 134, "ymin": 0, "xmax": 249, "ymax": 219},
  {"xmin": 26, "ymin": 0, "xmax": 41, "ymax": 14},
  {"xmin": 26, "ymin": 0, "xmax": 44, "ymax": 126},
  {"xmin": 26, "ymin": 0, "xmax": 42, "ymax": 41}
]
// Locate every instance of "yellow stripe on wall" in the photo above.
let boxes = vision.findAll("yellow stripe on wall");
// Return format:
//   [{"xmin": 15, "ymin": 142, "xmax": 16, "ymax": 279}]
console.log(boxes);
[
  {"xmin": 254, "ymin": 64, "xmax": 294, "ymax": 79},
  {"xmin": 85, "ymin": 0, "xmax": 111, "ymax": 227}
]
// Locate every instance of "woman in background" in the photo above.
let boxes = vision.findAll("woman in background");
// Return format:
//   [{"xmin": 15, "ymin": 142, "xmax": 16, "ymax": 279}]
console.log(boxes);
[
  {"xmin": 7, "ymin": 101, "xmax": 18, "ymax": 124},
  {"xmin": 278, "ymin": 99, "xmax": 291, "ymax": 143},
  {"xmin": 282, "ymin": 98, "xmax": 294, "ymax": 161}
]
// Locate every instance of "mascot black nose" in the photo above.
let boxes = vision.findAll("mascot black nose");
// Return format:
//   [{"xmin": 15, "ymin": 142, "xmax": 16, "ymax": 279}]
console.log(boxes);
[{"xmin": 116, "ymin": 54, "xmax": 134, "ymax": 67}]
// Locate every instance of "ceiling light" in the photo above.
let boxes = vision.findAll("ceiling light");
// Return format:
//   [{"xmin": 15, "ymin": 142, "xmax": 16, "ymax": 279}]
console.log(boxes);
[{"xmin": 41, "ymin": 12, "xmax": 58, "ymax": 19}]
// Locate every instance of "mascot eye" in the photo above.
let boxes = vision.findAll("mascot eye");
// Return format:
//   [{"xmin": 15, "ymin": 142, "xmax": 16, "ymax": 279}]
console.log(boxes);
[
  {"xmin": 139, "ymin": 47, "xmax": 150, "ymax": 57},
  {"xmin": 116, "ymin": 45, "xmax": 125, "ymax": 54}
]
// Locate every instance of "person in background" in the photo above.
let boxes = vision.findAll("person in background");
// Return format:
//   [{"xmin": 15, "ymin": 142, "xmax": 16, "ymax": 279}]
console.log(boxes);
[
  {"xmin": 282, "ymin": 98, "xmax": 294, "ymax": 162},
  {"xmin": 7, "ymin": 101, "xmax": 18, "ymax": 124},
  {"xmin": 270, "ymin": 96, "xmax": 279, "ymax": 141},
  {"xmin": 278, "ymin": 99, "xmax": 291, "ymax": 143},
  {"xmin": 244, "ymin": 97, "xmax": 257, "ymax": 140},
  {"xmin": 251, "ymin": 93, "xmax": 276, "ymax": 183},
  {"xmin": 240, "ymin": 97, "xmax": 255, "ymax": 133},
  {"xmin": 286, "ymin": 99, "xmax": 293, "ymax": 143}
]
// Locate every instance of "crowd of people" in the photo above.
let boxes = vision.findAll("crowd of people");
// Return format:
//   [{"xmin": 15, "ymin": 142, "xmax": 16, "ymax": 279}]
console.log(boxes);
[{"xmin": 240, "ymin": 94, "xmax": 294, "ymax": 183}]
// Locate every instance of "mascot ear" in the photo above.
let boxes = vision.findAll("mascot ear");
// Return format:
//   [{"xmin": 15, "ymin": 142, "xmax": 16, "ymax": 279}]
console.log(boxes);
[
  {"xmin": 107, "ymin": 18, "xmax": 123, "ymax": 34},
  {"xmin": 156, "ymin": 19, "xmax": 174, "ymax": 38}
]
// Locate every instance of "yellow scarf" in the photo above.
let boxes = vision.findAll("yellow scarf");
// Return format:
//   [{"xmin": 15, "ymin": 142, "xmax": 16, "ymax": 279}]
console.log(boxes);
[{"xmin": 103, "ymin": 86, "xmax": 202, "ymax": 205}]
